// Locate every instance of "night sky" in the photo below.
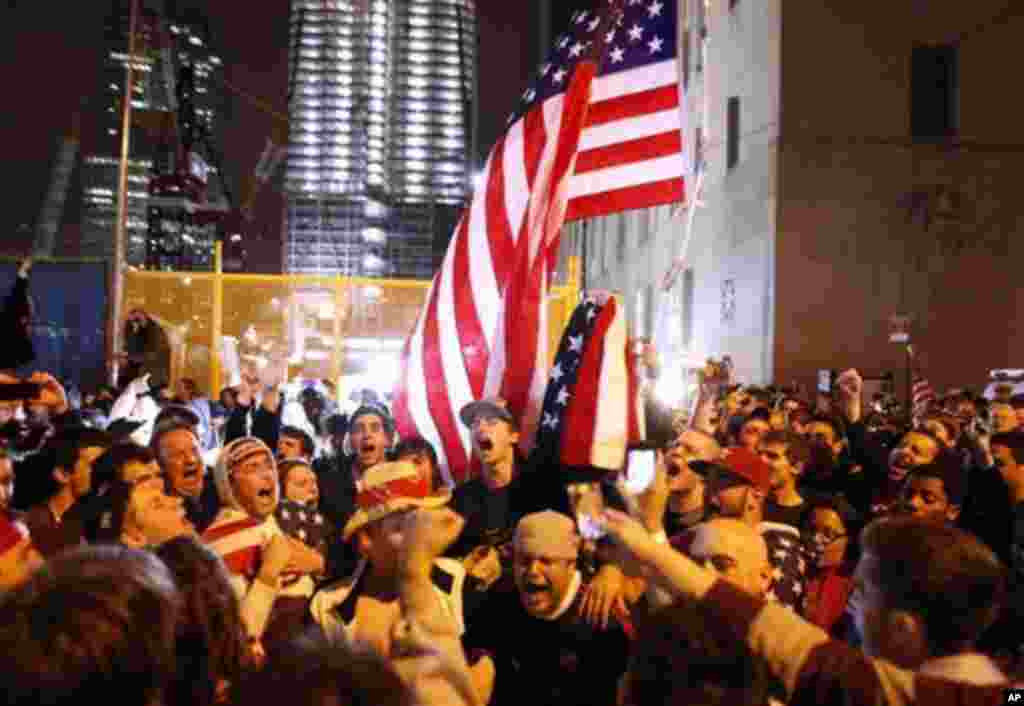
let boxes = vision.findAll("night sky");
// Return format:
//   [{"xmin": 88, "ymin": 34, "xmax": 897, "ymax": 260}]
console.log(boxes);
[{"xmin": 1, "ymin": 0, "xmax": 594, "ymax": 268}]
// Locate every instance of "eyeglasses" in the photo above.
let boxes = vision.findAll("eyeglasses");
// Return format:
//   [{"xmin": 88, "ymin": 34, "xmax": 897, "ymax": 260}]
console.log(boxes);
[{"xmin": 803, "ymin": 529, "xmax": 847, "ymax": 544}]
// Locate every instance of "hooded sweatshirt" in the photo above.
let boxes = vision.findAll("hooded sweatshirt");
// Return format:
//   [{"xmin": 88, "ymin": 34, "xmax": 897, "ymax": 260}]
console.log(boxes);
[{"xmin": 203, "ymin": 437, "xmax": 295, "ymax": 640}]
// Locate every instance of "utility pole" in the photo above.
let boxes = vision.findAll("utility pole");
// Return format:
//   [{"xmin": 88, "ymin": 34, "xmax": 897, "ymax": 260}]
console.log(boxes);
[{"xmin": 110, "ymin": 0, "xmax": 140, "ymax": 386}]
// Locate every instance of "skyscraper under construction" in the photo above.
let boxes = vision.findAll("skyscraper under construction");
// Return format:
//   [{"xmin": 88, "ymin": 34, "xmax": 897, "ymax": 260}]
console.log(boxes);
[
  {"xmin": 285, "ymin": 0, "xmax": 477, "ymax": 278},
  {"xmin": 78, "ymin": 0, "xmax": 226, "ymax": 269}
]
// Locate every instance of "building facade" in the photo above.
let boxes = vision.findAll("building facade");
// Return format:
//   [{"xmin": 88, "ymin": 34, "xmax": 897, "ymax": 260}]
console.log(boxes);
[
  {"xmin": 76, "ymin": 0, "xmax": 226, "ymax": 270},
  {"xmin": 284, "ymin": 0, "xmax": 477, "ymax": 277},
  {"xmin": 569, "ymin": 0, "xmax": 1024, "ymax": 401}
]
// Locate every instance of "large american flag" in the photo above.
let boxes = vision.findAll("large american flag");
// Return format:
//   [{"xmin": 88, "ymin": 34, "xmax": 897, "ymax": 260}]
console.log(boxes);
[
  {"xmin": 393, "ymin": 0, "xmax": 684, "ymax": 484},
  {"xmin": 539, "ymin": 0, "xmax": 685, "ymax": 220}
]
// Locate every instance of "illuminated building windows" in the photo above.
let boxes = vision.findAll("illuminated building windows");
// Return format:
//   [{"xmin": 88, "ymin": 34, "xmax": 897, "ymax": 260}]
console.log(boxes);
[{"xmin": 285, "ymin": 0, "xmax": 476, "ymax": 277}]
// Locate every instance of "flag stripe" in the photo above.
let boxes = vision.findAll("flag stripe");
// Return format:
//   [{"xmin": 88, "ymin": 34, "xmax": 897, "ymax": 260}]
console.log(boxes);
[
  {"xmin": 522, "ymin": 104, "xmax": 548, "ymax": 193},
  {"xmin": 502, "ymin": 120, "xmax": 532, "ymax": 250},
  {"xmin": 590, "ymin": 60, "xmax": 678, "ymax": 103},
  {"xmin": 420, "ymin": 271, "xmax": 470, "ymax": 478},
  {"xmin": 451, "ymin": 216, "xmax": 488, "ymax": 401},
  {"xmin": 590, "ymin": 300, "xmax": 631, "ymax": 470},
  {"xmin": 202, "ymin": 517, "xmax": 262, "ymax": 543},
  {"xmin": 585, "ymin": 84, "xmax": 679, "ymax": 127},
  {"xmin": 482, "ymin": 138, "xmax": 515, "ymax": 290},
  {"xmin": 394, "ymin": 280, "xmax": 454, "ymax": 482},
  {"xmin": 579, "ymin": 107, "xmax": 682, "ymax": 152},
  {"xmin": 571, "ymin": 152, "xmax": 685, "ymax": 196},
  {"xmin": 466, "ymin": 166, "xmax": 501, "ymax": 340},
  {"xmin": 567, "ymin": 176, "xmax": 684, "ymax": 221},
  {"xmin": 576, "ymin": 130, "xmax": 683, "ymax": 174},
  {"xmin": 562, "ymin": 299, "xmax": 618, "ymax": 468}
]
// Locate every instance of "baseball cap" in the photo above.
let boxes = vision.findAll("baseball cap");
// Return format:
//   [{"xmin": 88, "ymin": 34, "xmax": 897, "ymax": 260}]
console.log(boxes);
[
  {"xmin": 707, "ymin": 447, "xmax": 771, "ymax": 493},
  {"xmin": 459, "ymin": 397, "xmax": 516, "ymax": 429}
]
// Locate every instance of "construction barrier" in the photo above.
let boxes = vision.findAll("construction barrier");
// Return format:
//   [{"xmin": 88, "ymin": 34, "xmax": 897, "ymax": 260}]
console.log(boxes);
[
  {"xmin": 0, "ymin": 259, "xmax": 109, "ymax": 391},
  {"xmin": 122, "ymin": 246, "xmax": 581, "ymax": 401}
]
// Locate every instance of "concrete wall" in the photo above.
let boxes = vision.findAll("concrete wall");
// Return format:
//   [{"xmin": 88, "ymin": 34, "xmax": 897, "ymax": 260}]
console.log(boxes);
[
  {"xmin": 775, "ymin": 1, "xmax": 1024, "ymax": 393},
  {"xmin": 571, "ymin": 0, "xmax": 783, "ymax": 394}
]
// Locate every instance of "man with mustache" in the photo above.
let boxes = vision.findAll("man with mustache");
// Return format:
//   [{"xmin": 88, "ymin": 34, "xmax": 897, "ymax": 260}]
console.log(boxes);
[{"xmin": 464, "ymin": 510, "xmax": 629, "ymax": 706}]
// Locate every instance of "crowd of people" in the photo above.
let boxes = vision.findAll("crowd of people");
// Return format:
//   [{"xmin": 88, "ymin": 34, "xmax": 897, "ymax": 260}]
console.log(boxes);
[{"xmin": 1, "ymin": 261, "xmax": 1023, "ymax": 705}]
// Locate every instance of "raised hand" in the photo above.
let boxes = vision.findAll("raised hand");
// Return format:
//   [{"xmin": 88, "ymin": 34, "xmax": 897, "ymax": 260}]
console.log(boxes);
[
  {"xmin": 27, "ymin": 372, "xmax": 68, "ymax": 415},
  {"xmin": 835, "ymin": 368, "xmax": 863, "ymax": 423},
  {"xmin": 401, "ymin": 507, "xmax": 465, "ymax": 568}
]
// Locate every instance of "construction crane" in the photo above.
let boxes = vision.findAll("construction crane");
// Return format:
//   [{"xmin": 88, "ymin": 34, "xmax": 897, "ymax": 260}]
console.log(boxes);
[
  {"xmin": 33, "ymin": 109, "xmax": 82, "ymax": 257},
  {"xmin": 133, "ymin": 3, "xmax": 295, "ymax": 271}
]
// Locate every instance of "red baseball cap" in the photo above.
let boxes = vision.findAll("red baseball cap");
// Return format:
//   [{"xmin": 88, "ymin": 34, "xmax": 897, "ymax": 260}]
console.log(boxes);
[{"xmin": 710, "ymin": 447, "xmax": 771, "ymax": 493}]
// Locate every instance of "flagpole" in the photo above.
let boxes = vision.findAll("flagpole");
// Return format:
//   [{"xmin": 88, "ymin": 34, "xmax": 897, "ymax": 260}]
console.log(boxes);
[
  {"xmin": 109, "ymin": 0, "xmax": 140, "ymax": 386},
  {"xmin": 574, "ymin": 0, "xmax": 626, "ymax": 302},
  {"xmin": 651, "ymin": 169, "xmax": 704, "ymax": 347},
  {"xmin": 906, "ymin": 344, "xmax": 914, "ymax": 426},
  {"xmin": 580, "ymin": 220, "xmax": 588, "ymax": 295}
]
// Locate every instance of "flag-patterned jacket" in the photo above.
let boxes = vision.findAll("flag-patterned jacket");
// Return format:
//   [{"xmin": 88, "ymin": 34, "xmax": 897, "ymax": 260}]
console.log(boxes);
[{"xmin": 202, "ymin": 507, "xmax": 287, "ymax": 639}]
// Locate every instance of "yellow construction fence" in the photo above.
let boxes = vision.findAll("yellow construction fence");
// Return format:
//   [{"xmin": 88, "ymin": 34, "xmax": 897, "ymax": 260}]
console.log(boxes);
[{"xmin": 122, "ymin": 246, "xmax": 581, "ymax": 401}]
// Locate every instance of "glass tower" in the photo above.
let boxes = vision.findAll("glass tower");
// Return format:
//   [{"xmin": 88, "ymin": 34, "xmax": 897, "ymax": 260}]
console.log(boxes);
[
  {"xmin": 78, "ymin": 0, "xmax": 225, "ymax": 269},
  {"xmin": 285, "ymin": 0, "xmax": 476, "ymax": 278}
]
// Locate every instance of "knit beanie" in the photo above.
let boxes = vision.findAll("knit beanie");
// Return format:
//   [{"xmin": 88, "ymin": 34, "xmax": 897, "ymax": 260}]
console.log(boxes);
[{"xmin": 213, "ymin": 437, "xmax": 276, "ymax": 512}]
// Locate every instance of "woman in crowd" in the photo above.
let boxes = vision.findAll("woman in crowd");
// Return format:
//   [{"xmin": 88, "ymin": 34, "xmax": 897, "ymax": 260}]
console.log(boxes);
[{"xmin": 801, "ymin": 495, "xmax": 861, "ymax": 638}]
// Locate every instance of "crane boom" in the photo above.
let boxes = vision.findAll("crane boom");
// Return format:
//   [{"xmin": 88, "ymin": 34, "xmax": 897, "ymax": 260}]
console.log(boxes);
[{"xmin": 33, "ymin": 111, "xmax": 81, "ymax": 257}]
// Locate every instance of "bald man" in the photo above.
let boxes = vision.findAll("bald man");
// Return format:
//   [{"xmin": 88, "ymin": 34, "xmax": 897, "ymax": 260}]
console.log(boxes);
[
  {"xmin": 990, "ymin": 403, "xmax": 1019, "ymax": 434},
  {"xmin": 466, "ymin": 511, "xmax": 630, "ymax": 706},
  {"xmin": 624, "ymin": 518, "xmax": 783, "ymax": 705},
  {"xmin": 689, "ymin": 518, "xmax": 772, "ymax": 598}
]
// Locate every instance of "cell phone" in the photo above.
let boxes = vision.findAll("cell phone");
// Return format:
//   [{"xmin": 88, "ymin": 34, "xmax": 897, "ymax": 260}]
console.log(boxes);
[
  {"xmin": 624, "ymin": 448, "xmax": 657, "ymax": 495},
  {"xmin": 817, "ymin": 370, "xmax": 833, "ymax": 394},
  {"xmin": 569, "ymin": 482, "xmax": 607, "ymax": 541},
  {"xmin": 577, "ymin": 513, "xmax": 607, "ymax": 541},
  {"xmin": 0, "ymin": 383, "xmax": 41, "ymax": 401}
]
